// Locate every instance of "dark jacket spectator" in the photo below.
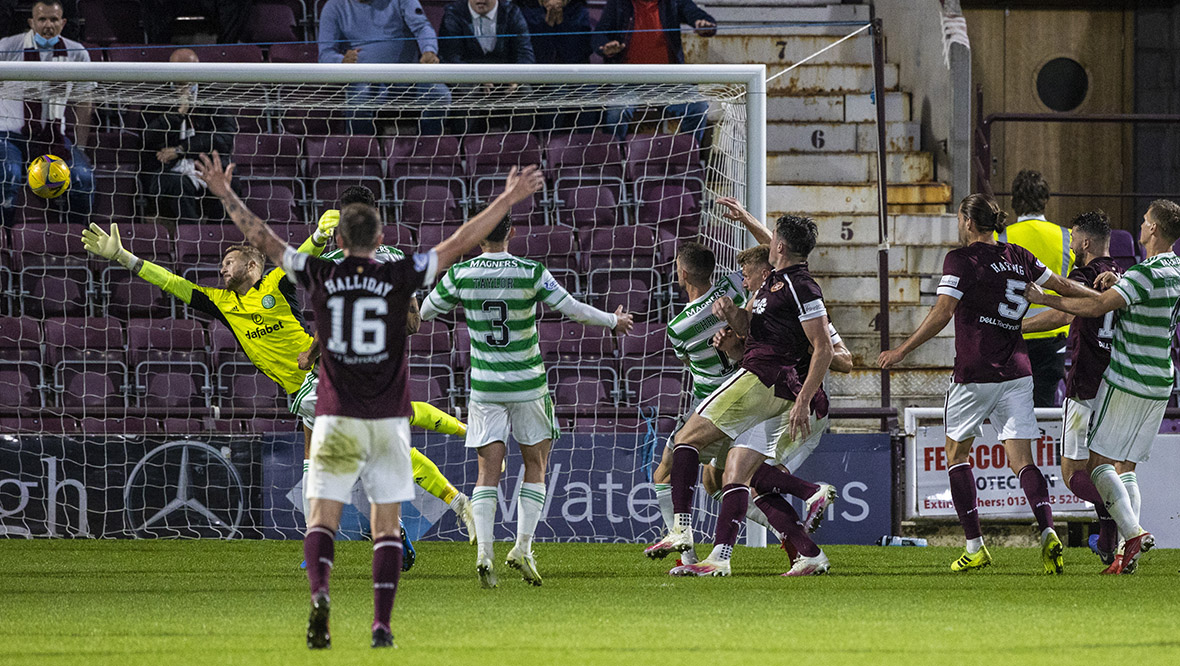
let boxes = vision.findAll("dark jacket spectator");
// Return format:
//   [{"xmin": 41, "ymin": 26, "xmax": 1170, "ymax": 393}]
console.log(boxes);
[
  {"xmin": 519, "ymin": 0, "xmax": 592, "ymax": 64},
  {"xmin": 439, "ymin": 0, "xmax": 535, "ymax": 65},
  {"xmin": 593, "ymin": 0, "xmax": 714, "ymax": 64}
]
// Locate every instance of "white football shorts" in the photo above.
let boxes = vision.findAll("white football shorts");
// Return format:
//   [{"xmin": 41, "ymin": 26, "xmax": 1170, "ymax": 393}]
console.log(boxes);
[
  {"xmin": 290, "ymin": 368, "xmax": 319, "ymax": 430},
  {"xmin": 944, "ymin": 376, "xmax": 1038, "ymax": 442},
  {"xmin": 1087, "ymin": 380, "xmax": 1167, "ymax": 464},
  {"xmin": 1061, "ymin": 396, "xmax": 1097, "ymax": 461},
  {"xmin": 307, "ymin": 415, "xmax": 413, "ymax": 505},
  {"xmin": 465, "ymin": 397, "xmax": 560, "ymax": 449}
]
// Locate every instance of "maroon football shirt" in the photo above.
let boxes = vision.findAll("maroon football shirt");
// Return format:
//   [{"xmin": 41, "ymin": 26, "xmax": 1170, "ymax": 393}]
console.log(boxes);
[
  {"xmin": 1064, "ymin": 256, "xmax": 1123, "ymax": 400},
  {"xmin": 285, "ymin": 248, "xmax": 437, "ymax": 419},
  {"xmin": 936, "ymin": 242, "xmax": 1050, "ymax": 384},
  {"xmin": 740, "ymin": 262, "xmax": 828, "ymax": 401}
]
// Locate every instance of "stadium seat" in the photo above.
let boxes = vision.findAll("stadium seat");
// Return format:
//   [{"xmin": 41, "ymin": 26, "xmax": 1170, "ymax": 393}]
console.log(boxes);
[
  {"xmin": 385, "ymin": 136, "xmax": 464, "ymax": 179},
  {"xmin": 555, "ymin": 184, "xmax": 619, "ymax": 228},
  {"xmin": 628, "ymin": 367, "xmax": 686, "ymax": 417},
  {"xmin": 508, "ymin": 225, "xmax": 578, "ymax": 276},
  {"xmin": 191, "ymin": 44, "xmax": 265, "ymax": 63},
  {"xmin": 590, "ymin": 276, "xmax": 655, "ymax": 320},
  {"xmin": 617, "ymin": 321, "xmax": 675, "ymax": 365},
  {"xmin": 538, "ymin": 320, "xmax": 614, "ymax": 362},
  {"xmin": 106, "ymin": 43, "xmax": 174, "ymax": 63},
  {"xmin": 547, "ymin": 132, "xmax": 627, "ymax": 223},
  {"xmin": 126, "ymin": 318, "xmax": 213, "ymax": 408},
  {"xmin": 408, "ymin": 364, "xmax": 454, "ymax": 410},
  {"xmin": 387, "ymin": 136, "xmax": 467, "ymax": 225},
  {"xmin": 43, "ymin": 317, "xmax": 128, "ymax": 410},
  {"xmin": 248, "ymin": 2, "xmax": 299, "ymax": 43},
  {"xmin": 396, "ymin": 181, "xmax": 465, "ymax": 225},
  {"xmin": 0, "ymin": 415, "xmax": 78, "ymax": 433},
  {"xmin": 578, "ymin": 226, "xmax": 659, "ymax": 271},
  {"xmin": 76, "ymin": 416, "xmax": 158, "ymax": 434},
  {"xmin": 383, "ymin": 224, "xmax": 416, "ymax": 250},
  {"xmin": 10, "ymin": 224, "xmax": 95, "ymax": 317},
  {"xmin": 464, "ymin": 132, "xmax": 547, "ymax": 225},
  {"xmin": 1110, "ymin": 228, "xmax": 1138, "ymax": 271},
  {"xmin": 242, "ymin": 181, "xmax": 302, "ymax": 224},
  {"xmin": 175, "ymin": 223, "xmax": 246, "ymax": 267},
  {"xmin": 409, "ymin": 320, "xmax": 452, "ymax": 366},
  {"xmin": 569, "ymin": 415, "xmax": 645, "ymax": 432},
  {"xmin": 80, "ymin": 2, "xmax": 147, "ymax": 45},
  {"xmin": 305, "ymin": 136, "xmax": 387, "ymax": 210},
  {"xmin": 452, "ymin": 324, "xmax": 471, "ymax": 373},
  {"xmin": 625, "ymin": 133, "xmax": 701, "ymax": 181},
  {"xmin": 232, "ymin": 134, "xmax": 303, "ymax": 180},
  {"xmin": 636, "ymin": 183, "xmax": 701, "ymax": 238},
  {"xmin": 92, "ymin": 130, "xmax": 143, "ymax": 172},
  {"xmin": 92, "ymin": 174, "xmax": 139, "ymax": 226},
  {"xmin": 549, "ymin": 365, "xmax": 619, "ymax": 417},
  {"xmin": 268, "ymin": 42, "xmax": 317, "ymax": 64},
  {"xmin": 0, "ymin": 365, "xmax": 42, "ymax": 412}
]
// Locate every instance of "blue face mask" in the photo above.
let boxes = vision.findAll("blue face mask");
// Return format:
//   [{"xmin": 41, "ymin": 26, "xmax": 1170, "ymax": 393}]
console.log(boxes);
[{"xmin": 33, "ymin": 32, "xmax": 60, "ymax": 49}]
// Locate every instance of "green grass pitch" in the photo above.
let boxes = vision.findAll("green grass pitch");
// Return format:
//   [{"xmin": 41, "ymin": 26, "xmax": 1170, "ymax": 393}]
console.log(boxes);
[{"xmin": 3, "ymin": 541, "xmax": 1179, "ymax": 665}]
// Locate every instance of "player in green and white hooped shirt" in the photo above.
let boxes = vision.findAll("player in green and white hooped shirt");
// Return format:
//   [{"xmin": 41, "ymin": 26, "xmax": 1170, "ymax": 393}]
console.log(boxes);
[
  {"xmin": 420, "ymin": 211, "xmax": 635, "ymax": 587},
  {"xmin": 1026, "ymin": 199, "xmax": 1180, "ymax": 572}
]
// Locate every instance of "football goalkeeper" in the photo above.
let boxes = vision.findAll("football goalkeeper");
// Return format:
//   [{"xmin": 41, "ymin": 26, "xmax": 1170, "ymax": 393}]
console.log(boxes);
[{"xmin": 80, "ymin": 219, "xmax": 475, "ymax": 549}]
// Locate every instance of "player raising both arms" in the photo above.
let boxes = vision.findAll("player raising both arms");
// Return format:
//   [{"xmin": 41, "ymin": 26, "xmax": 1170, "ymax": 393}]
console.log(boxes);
[
  {"xmin": 196, "ymin": 149, "xmax": 544, "ymax": 649},
  {"xmin": 1024, "ymin": 199, "xmax": 1180, "ymax": 574},
  {"xmin": 420, "ymin": 208, "xmax": 634, "ymax": 588},
  {"xmin": 880, "ymin": 194, "xmax": 1088, "ymax": 574},
  {"xmin": 663, "ymin": 212, "xmax": 836, "ymax": 578},
  {"xmin": 293, "ymin": 186, "xmax": 475, "ymax": 547},
  {"xmin": 1021, "ymin": 211, "xmax": 1123, "ymax": 568}
]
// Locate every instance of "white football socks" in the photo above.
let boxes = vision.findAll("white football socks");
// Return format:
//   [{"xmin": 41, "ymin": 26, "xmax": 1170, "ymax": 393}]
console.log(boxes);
[
  {"xmin": 1120, "ymin": 471, "xmax": 1140, "ymax": 523},
  {"xmin": 654, "ymin": 483, "xmax": 673, "ymax": 532},
  {"xmin": 1092, "ymin": 464, "xmax": 1140, "ymax": 539},
  {"xmin": 471, "ymin": 485, "xmax": 498, "ymax": 561},
  {"xmin": 966, "ymin": 537, "xmax": 984, "ymax": 554},
  {"xmin": 516, "ymin": 482, "xmax": 546, "ymax": 553},
  {"xmin": 301, "ymin": 459, "xmax": 311, "ymax": 526}
]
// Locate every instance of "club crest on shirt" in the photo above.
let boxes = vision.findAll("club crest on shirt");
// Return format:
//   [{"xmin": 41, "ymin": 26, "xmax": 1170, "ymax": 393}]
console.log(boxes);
[
  {"xmin": 770, "ymin": 281, "xmax": 784, "ymax": 292},
  {"xmin": 261, "ymin": 294, "xmax": 276, "ymax": 309}
]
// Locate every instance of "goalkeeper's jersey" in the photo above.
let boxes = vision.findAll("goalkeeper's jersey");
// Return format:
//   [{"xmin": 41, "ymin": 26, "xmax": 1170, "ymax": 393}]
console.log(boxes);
[
  {"xmin": 422, "ymin": 251, "xmax": 570, "ymax": 403},
  {"xmin": 666, "ymin": 273, "xmax": 748, "ymax": 399},
  {"xmin": 187, "ymin": 268, "xmax": 313, "ymax": 394}
]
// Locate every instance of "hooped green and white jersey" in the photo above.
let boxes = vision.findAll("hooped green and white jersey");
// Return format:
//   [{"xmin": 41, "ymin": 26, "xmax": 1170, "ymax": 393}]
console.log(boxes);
[
  {"xmin": 322, "ymin": 245, "xmax": 406, "ymax": 264},
  {"xmin": 667, "ymin": 272, "xmax": 748, "ymax": 399},
  {"xmin": 423, "ymin": 251, "xmax": 570, "ymax": 403},
  {"xmin": 1106, "ymin": 252, "xmax": 1180, "ymax": 399}
]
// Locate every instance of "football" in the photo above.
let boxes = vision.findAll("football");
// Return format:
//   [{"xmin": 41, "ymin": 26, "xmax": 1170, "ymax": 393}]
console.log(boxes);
[{"xmin": 27, "ymin": 153, "xmax": 70, "ymax": 199}]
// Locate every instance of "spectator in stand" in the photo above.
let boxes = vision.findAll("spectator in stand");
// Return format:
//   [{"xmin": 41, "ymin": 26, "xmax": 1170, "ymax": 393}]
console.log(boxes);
[
  {"xmin": 0, "ymin": 0, "xmax": 95, "ymax": 228},
  {"xmin": 141, "ymin": 48, "xmax": 238, "ymax": 231},
  {"xmin": 141, "ymin": 0, "xmax": 252, "ymax": 44},
  {"xmin": 593, "ymin": 0, "xmax": 716, "ymax": 144},
  {"xmin": 439, "ymin": 0, "xmax": 536, "ymax": 132},
  {"xmin": 520, "ymin": 0, "xmax": 592, "ymax": 64},
  {"xmin": 318, "ymin": 0, "xmax": 450, "ymax": 135},
  {"xmin": 1002, "ymin": 169, "xmax": 1074, "ymax": 407},
  {"xmin": 520, "ymin": 0, "xmax": 595, "ymax": 131},
  {"xmin": 0, "ymin": 0, "xmax": 77, "ymax": 42}
]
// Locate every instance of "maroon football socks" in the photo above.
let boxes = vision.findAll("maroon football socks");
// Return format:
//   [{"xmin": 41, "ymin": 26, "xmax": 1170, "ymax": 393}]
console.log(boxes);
[
  {"xmin": 948, "ymin": 463, "xmax": 982, "ymax": 541},
  {"xmin": 372, "ymin": 535, "xmax": 403, "ymax": 633}
]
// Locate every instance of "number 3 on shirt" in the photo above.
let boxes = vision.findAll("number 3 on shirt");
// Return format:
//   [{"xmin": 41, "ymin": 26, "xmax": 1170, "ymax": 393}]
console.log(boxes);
[
  {"xmin": 326, "ymin": 296, "xmax": 388, "ymax": 355},
  {"xmin": 483, "ymin": 300, "xmax": 510, "ymax": 347},
  {"xmin": 997, "ymin": 279, "xmax": 1030, "ymax": 320}
]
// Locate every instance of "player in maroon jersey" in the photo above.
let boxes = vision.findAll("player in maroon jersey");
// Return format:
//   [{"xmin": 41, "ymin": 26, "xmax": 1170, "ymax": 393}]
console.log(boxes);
[
  {"xmin": 879, "ymin": 194, "xmax": 1101, "ymax": 574},
  {"xmin": 195, "ymin": 151, "xmax": 543, "ymax": 650},
  {"xmin": 663, "ymin": 213, "xmax": 836, "ymax": 578},
  {"xmin": 1022, "ymin": 210, "xmax": 1126, "ymax": 570}
]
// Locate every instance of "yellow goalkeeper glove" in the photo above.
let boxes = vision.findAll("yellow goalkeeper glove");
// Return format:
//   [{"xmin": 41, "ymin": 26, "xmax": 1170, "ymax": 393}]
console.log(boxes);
[
  {"xmin": 81, "ymin": 222, "xmax": 136, "ymax": 269},
  {"xmin": 312, "ymin": 209, "xmax": 339, "ymax": 246}
]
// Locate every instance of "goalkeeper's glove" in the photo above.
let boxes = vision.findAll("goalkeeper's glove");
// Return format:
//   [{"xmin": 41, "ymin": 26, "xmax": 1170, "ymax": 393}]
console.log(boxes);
[
  {"xmin": 81, "ymin": 222, "xmax": 137, "ymax": 269},
  {"xmin": 312, "ymin": 209, "xmax": 339, "ymax": 246}
]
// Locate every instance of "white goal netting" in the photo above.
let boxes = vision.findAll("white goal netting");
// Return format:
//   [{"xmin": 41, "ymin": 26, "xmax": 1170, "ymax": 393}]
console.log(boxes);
[{"xmin": 0, "ymin": 62, "xmax": 762, "ymax": 542}]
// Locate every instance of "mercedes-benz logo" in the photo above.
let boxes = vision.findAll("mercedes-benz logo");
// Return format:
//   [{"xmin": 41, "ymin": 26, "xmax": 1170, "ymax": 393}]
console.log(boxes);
[{"xmin": 123, "ymin": 440, "xmax": 246, "ymax": 538}]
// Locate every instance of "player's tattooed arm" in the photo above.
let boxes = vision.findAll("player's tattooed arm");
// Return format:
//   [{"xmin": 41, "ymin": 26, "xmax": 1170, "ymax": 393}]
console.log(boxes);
[
  {"xmin": 195, "ymin": 150, "xmax": 290, "ymax": 266},
  {"xmin": 407, "ymin": 296, "xmax": 422, "ymax": 334}
]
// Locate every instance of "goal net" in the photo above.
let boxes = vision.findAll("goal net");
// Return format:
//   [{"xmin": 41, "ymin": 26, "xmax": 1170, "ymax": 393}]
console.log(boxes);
[{"xmin": 0, "ymin": 60, "xmax": 765, "ymax": 542}]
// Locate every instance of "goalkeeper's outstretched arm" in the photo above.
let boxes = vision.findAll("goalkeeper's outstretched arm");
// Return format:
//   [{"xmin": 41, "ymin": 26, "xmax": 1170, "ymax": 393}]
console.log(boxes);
[
  {"xmin": 82, "ymin": 222, "xmax": 202, "ymax": 305},
  {"xmin": 195, "ymin": 151, "xmax": 291, "ymax": 267}
]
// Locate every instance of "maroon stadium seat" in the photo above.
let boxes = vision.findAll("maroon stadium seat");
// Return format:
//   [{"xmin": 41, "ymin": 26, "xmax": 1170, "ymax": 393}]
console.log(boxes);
[
  {"xmin": 636, "ymin": 183, "xmax": 701, "ymax": 238},
  {"xmin": 630, "ymin": 369, "xmax": 685, "ymax": 416},
  {"xmin": 127, "ymin": 318, "xmax": 212, "ymax": 408},
  {"xmin": 305, "ymin": 136, "xmax": 386, "ymax": 210},
  {"xmin": 617, "ymin": 321, "xmax": 675, "ymax": 365},
  {"xmin": 268, "ymin": 42, "xmax": 317, "ymax": 64},
  {"xmin": 92, "ymin": 130, "xmax": 143, "ymax": 172},
  {"xmin": 546, "ymin": 132, "xmax": 624, "ymax": 182},
  {"xmin": 408, "ymin": 364, "xmax": 452, "ymax": 410},
  {"xmin": 397, "ymin": 181, "xmax": 464, "ymax": 225},
  {"xmin": 232, "ymin": 134, "xmax": 303, "ymax": 180},
  {"xmin": 555, "ymin": 184, "xmax": 618, "ymax": 228},
  {"xmin": 538, "ymin": 321, "xmax": 614, "ymax": 362},
  {"xmin": 625, "ymin": 133, "xmax": 700, "ymax": 181},
  {"xmin": 242, "ymin": 181, "xmax": 302, "ymax": 224},
  {"xmin": 464, "ymin": 133, "xmax": 543, "ymax": 176},
  {"xmin": 409, "ymin": 320, "xmax": 452, "ymax": 366},
  {"xmin": 507, "ymin": 226, "xmax": 578, "ymax": 277},
  {"xmin": 385, "ymin": 136, "xmax": 464, "ymax": 179},
  {"xmin": 578, "ymin": 226, "xmax": 658, "ymax": 272},
  {"xmin": 43, "ymin": 317, "xmax": 127, "ymax": 410},
  {"xmin": 383, "ymin": 224, "xmax": 416, "ymax": 249},
  {"xmin": 191, "ymin": 44, "xmax": 265, "ymax": 63},
  {"xmin": 550, "ymin": 365, "xmax": 618, "ymax": 417},
  {"xmin": 106, "ymin": 43, "xmax": 174, "ymax": 62},
  {"xmin": 248, "ymin": 3, "xmax": 299, "ymax": 43}
]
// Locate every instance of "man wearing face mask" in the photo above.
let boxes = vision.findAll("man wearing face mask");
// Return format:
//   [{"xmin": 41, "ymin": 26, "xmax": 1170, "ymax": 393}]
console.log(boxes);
[
  {"xmin": 0, "ymin": 0, "xmax": 95, "ymax": 228},
  {"xmin": 141, "ymin": 48, "xmax": 238, "ymax": 230},
  {"xmin": 318, "ymin": 0, "xmax": 450, "ymax": 135}
]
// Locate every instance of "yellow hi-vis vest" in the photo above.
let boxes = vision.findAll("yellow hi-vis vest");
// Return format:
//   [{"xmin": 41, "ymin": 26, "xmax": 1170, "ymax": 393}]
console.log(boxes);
[{"xmin": 999, "ymin": 216, "xmax": 1074, "ymax": 340}]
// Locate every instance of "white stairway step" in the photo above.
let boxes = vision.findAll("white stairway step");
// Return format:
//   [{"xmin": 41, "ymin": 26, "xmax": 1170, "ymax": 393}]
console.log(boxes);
[
  {"xmin": 683, "ymin": 32, "xmax": 872, "ymax": 66},
  {"xmin": 827, "ymin": 304, "xmax": 952, "ymax": 337},
  {"xmin": 805, "ymin": 214, "xmax": 958, "ymax": 247},
  {"xmin": 767, "ymin": 121, "xmax": 919, "ymax": 153},
  {"xmin": 767, "ymin": 92, "xmax": 911, "ymax": 123},
  {"xmin": 701, "ymin": 2, "xmax": 869, "ymax": 24},
  {"xmin": 767, "ymin": 182, "xmax": 952, "ymax": 215},
  {"xmin": 813, "ymin": 275, "xmax": 923, "ymax": 304},
  {"xmin": 766, "ymin": 63, "xmax": 898, "ymax": 94},
  {"xmin": 827, "ymin": 369, "xmax": 953, "ymax": 403},
  {"xmin": 808, "ymin": 244, "xmax": 947, "ymax": 276},
  {"xmin": 766, "ymin": 151, "xmax": 932, "ymax": 183}
]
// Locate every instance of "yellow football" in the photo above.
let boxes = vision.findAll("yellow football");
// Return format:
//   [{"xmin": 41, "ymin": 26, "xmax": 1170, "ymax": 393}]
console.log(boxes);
[{"xmin": 27, "ymin": 153, "xmax": 71, "ymax": 199}]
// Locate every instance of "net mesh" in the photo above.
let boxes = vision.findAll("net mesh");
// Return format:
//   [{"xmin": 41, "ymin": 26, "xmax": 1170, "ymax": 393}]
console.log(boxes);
[{"xmin": 0, "ymin": 69, "xmax": 752, "ymax": 541}]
